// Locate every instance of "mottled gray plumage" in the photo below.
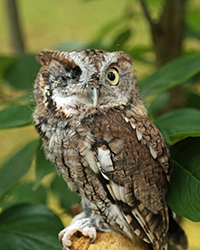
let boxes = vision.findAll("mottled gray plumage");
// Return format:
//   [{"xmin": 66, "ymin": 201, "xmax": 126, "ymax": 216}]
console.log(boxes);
[{"xmin": 33, "ymin": 49, "xmax": 187, "ymax": 250}]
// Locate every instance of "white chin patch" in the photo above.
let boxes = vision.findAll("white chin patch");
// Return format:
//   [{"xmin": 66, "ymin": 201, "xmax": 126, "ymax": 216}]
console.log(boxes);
[{"xmin": 53, "ymin": 95, "xmax": 93, "ymax": 109}]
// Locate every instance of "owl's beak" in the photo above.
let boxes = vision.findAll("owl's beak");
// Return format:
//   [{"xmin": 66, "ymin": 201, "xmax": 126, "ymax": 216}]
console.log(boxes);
[{"xmin": 92, "ymin": 88, "xmax": 98, "ymax": 108}]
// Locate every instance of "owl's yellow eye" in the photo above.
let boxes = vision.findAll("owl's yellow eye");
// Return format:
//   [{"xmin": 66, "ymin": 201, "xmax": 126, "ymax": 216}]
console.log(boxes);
[{"xmin": 105, "ymin": 68, "xmax": 119, "ymax": 86}]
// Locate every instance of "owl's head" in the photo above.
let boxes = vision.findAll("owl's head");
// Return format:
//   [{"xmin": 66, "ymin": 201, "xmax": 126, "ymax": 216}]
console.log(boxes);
[{"xmin": 34, "ymin": 49, "xmax": 145, "ymax": 116}]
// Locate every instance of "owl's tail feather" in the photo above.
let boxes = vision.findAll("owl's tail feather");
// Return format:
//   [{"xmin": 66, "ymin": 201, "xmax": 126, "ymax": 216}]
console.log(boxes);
[
  {"xmin": 124, "ymin": 208, "xmax": 168, "ymax": 250},
  {"xmin": 167, "ymin": 209, "xmax": 188, "ymax": 250}
]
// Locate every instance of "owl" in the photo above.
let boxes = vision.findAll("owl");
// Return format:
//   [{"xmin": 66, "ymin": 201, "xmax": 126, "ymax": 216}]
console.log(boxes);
[{"xmin": 33, "ymin": 49, "xmax": 187, "ymax": 250}]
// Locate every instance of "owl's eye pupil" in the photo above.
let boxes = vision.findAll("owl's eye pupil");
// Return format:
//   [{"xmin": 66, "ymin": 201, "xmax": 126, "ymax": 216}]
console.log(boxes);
[
  {"xmin": 107, "ymin": 72, "xmax": 115, "ymax": 81},
  {"xmin": 106, "ymin": 68, "xmax": 119, "ymax": 85}
]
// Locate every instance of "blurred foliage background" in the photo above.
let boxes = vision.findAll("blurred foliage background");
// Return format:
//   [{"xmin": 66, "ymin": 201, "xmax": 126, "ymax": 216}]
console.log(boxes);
[{"xmin": 0, "ymin": 0, "xmax": 200, "ymax": 250}]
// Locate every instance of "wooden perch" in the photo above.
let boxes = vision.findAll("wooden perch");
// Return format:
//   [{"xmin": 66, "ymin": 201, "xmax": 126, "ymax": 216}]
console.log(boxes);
[{"xmin": 64, "ymin": 232, "xmax": 150, "ymax": 250}]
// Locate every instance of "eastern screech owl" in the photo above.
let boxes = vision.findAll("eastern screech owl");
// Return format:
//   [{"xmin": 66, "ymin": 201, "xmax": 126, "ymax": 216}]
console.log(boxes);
[{"xmin": 33, "ymin": 49, "xmax": 187, "ymax": 250}]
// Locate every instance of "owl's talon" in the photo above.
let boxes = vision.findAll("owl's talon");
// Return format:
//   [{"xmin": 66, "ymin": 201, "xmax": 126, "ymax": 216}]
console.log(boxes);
[
  {"xmin": 63, "ymin": 246, "xmax": 70, "ymax": 250},
  {"xmin": 59, "ymin": 218, "xmax": 97, "ymax": 248},
  {"xmin": 90, "ymin": 233, "xmax": 96, "ymax": 244}
]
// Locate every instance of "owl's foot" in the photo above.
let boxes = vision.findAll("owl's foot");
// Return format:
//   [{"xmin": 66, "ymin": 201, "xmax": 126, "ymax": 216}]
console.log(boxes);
[{"xmin": 59, "ymin": 217, "xmax": 97, "ymax": 249}]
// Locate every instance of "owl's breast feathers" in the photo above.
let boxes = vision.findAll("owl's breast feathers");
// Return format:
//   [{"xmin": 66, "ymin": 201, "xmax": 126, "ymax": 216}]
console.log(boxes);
[{"xmin": 35, "ymin": 105, "xmax": 171, "ymax": 249}]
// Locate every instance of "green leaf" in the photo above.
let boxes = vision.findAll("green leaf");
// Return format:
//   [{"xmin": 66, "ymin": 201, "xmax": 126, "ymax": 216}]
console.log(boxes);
[
  {"xmin": 153, "ymin": 108, "xmax": 200, "ymax": 145},
  {"xmin": 186, "ymin": 93, "xmax": 200, "ymax": 110},
  {"xmin": 147, "ymin": 92, "xmax": 170, "ymax": 118},
  {"xmin": 51, "ymin": 175, "xmax": 81, "ymax": 214},
  {"xmin": 167, "ymin": 137, "xmax": 200, "ymax": 222},
  {"xmin": 0, "ymin": 105, "xmax": 33, "ymax": 129},
  {"xmin": 187, "ymin": 10, "xmax": 200, "ymax": 33},
  {"xmin": 110, "ymin": 28, "xmax": 131, "ymax": 51},
  {"xmin": 139, "ymin": 54, "xmax": 200, "ymax": 99},
  {"xmin": 0, "ymin": 140, "xmax": 37, "ymax": 200},
  {"xmin": 92, "ymin": 16, "xmax": 124, "ymax": 42},
  {"xmin": 0, "ymin": 93, "xmax": 32, "ymax": 107},
  {"xmin": 0, "ymin": 55, "xmax": 17, "ymax": 80},
  {"xmin": 0, "ymin": 204, "xmax": 63, "ymax": 250},
  {"xmin": 34, "ymin": 139, "xmax": 56, "ymax": 189},
  {"xmin": 5, "ymin": 54, "xmax": 40, "ymax": 90},
  {"xmin": 14, "ymin": 92, "xmax": 33, "ymax": 105},
  {"xmin": 186, "ymin": 25, "xmax": 200, "ymax": 41},
  {"xmin": 0, "ymin": 183, "xmax": 46, "ymax": 210},
  {"xmin": 128, "ymin": 46, "xmax": 153, "ymax": 64}
]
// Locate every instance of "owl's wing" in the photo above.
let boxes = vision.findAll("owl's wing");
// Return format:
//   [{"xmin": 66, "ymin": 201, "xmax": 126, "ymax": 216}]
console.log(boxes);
[{"xmin": 91, "ymin": 110, "xmax": 172, "ymax": 249}]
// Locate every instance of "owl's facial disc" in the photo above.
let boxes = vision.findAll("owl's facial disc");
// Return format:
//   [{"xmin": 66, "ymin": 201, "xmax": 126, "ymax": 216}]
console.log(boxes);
[{"xmin": 37, "ymin": 49, "xmax": 137, "ymax": 111}]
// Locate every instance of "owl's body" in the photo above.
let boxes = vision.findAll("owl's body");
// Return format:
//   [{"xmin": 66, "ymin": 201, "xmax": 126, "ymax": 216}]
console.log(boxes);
[{"xmin": 33, "ymin": 49, "xmax": 187, "ymax": 250}]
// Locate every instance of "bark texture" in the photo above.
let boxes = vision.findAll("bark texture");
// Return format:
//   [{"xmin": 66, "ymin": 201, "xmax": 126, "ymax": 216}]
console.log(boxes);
[
  {"xmin": 140, "ymin": 0, "xmax": 188, "ymax": 67},
  {"xmin": 5, "ymin": 0, "xmax": 25, "ymax": 54}
]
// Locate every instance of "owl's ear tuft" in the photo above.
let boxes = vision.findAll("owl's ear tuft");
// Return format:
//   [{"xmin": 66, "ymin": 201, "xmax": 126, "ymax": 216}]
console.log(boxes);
[
  {"xmin": 36, "ymin": 50, "xmax": 67, "ymax": 66},
  {"xmin": 36, "ymin": 50, "xmax": 54, "ymax": 66}
]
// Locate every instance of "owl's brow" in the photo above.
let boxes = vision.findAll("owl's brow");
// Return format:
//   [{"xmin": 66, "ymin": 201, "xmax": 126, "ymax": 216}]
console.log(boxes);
[{"xmin": 108, "ymin": 63, "xmax": 120, "ymax": 68}]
